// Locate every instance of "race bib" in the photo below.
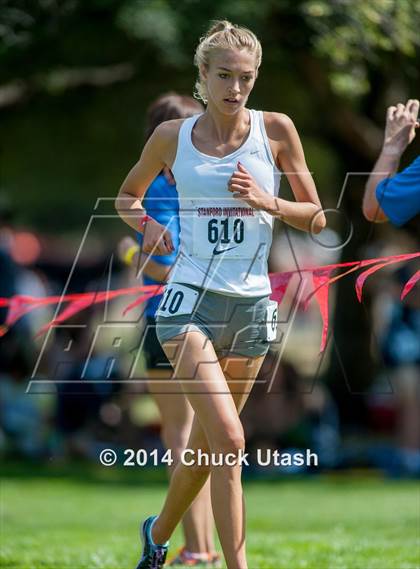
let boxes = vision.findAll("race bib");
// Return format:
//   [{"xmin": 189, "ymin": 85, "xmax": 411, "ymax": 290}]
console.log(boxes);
[
  {"xmin": 191, "ymin": 202, "xmax": 262, "ymax": 259},
  {"xmin": 155, "ymin": 283, "xmax": 199, "ymax": 318},
  {"xmin": 265, "ymin": 300, "xmax": 278, "ymax": 342}
]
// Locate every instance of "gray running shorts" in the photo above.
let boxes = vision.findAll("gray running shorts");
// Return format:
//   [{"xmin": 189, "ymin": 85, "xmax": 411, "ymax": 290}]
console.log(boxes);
[{"xmin": 155, "ymin": 282, "xmax": 278, "ymax": 358}]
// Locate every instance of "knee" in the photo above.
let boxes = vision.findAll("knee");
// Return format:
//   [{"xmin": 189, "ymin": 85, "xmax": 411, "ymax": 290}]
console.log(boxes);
[
  {"xmin": 161, "ymin": 426, "xmax": 190, "ymax": 457},
  {"xmin": 182, "ymin": 448, "xmax": 212, "ymax": 478},
  {"xmin": 211, "ymin": 425, "xmax": 245, "ymax": 456}
]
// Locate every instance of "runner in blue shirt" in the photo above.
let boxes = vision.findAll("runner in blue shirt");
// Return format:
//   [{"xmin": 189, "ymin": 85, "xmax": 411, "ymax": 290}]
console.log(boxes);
[
  {"xmin": 140, "ymin": 170, "xmax": 180, "ymax": 351},
  {"xmin": 119, "ymin": 93, "xmax": 221, "ymax": 567},
  {"xmin": 363, "ymin": 99, "xmax": 419, "ymax": 225}
]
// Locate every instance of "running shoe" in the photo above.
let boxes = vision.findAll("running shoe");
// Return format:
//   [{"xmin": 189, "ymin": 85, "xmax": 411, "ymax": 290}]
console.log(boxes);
[
  {"xmin": 135, "ymin": 515, "xmax": 169, "ymax": 569},
  {"xmin": 168, "ymin": 546, "xmax": 222, "ymax": 567}
]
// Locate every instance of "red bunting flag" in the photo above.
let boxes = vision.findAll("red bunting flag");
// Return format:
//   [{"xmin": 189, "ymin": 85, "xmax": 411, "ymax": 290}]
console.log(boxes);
[
  {"xmin": 0, "ymin": 252, "xmax": 418, "ymax": 352},
  {"xmin": 401, "ymin": 269, "xmax": 420, "ymax": 300}
]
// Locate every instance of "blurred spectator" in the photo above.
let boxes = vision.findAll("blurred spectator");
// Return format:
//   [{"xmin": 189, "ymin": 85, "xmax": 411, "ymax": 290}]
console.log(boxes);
[
  {"xmin": 242, "ymin": 350, "xmax": 340, "ymax": 471},
  {"xmin": 376, "ymin": 267, "xmax": 420, "ymax": 476},
  {"xmin": 0, "ymin": 339, "xmax": 53, "ymax": 458},
  {"xmin": 0, "ymin": 248, "xmax": 17, "ymax": 331},
  {"xmin": 0, "ymin": 196, "xmax": 51, "ymax": 342},
  {"xmin": 51, "ymin": 311, "xmax": 124, "ymax": 459},
  {"xmin": 0, "ymin": 197, "xmax": 20, "ymax": 331},
  {"xmin": 362, "ymin": 99, "xmax": 419, "ymax": 475}
]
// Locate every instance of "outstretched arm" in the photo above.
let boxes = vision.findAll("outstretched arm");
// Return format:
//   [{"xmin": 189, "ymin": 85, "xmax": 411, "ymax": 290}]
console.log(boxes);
[{"xmin": 363, "ymin": 99, "xmax": 419, "ymax": 223}]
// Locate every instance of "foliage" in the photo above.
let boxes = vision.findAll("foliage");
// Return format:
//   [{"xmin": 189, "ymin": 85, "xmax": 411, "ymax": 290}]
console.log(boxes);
[
  {"xmin": 1, "ymin": 0, "xmax": 418, "ymax": 98},
  {"xmin": 302, "ymin": 0, "xmax": 420, "ymax": 96}
]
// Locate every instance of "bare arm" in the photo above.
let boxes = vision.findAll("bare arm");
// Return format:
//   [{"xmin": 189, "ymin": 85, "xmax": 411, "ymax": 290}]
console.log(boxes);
[
  {"xmin": 115, "ymin": 120, "xmax": 180, "ymax": 254},
  {"xmin": 363, "ymin": 99, "xmax": 419, "ymax": 223},
  {"xmin": 270, "ymin": 113, "xmax": 326, "ymax": 233},
  {"xmin": 229, "ymin": 113, "xmax": 326, "ymax": 233},
  {"xmin": 115, "ymin": 126, "xmax": 166, "ymax": 231},
  {"xmin": 138, "ymin": 254, "xmax": 172, "ymax": 282}
]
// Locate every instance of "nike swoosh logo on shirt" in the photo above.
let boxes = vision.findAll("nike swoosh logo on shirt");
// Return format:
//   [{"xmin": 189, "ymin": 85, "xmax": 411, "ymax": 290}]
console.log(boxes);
[{"xmin": 213, "ymin": 245, "xmax": 239, "ymax": 255}]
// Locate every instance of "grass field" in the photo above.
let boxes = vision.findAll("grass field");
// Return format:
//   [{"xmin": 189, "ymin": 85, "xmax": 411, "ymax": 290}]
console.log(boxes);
[{"xmin": 1, "ymin": 464, "xmax": 419, "ymax": 569}]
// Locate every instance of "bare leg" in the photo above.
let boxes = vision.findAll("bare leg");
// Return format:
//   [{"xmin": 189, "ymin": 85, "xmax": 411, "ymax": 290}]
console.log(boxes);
[
  {"xmin": 150, "ymin": 331, "xmax": 266, "ymax": 569},
  {"xmin": 147, "ymin": 369, "xmax": 215, "ymax": 553}
]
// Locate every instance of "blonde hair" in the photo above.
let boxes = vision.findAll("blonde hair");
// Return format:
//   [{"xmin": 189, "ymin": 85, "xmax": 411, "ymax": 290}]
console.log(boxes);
[{"xmin": 193, "ymin": 20, "xmax": 262, "ymax": 104}]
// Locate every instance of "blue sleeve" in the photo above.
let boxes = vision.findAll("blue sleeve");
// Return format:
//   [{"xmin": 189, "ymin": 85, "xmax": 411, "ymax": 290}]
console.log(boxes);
[
  {"xmin": 375, "ymin": 156, "xmax": 420, "ymax": 226},
  {"xmin": 137, "ymin": 174, "xmax": 180, "ymax": 267}
]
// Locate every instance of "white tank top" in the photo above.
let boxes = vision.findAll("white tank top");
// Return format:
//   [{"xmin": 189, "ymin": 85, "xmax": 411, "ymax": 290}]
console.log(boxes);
[{"xmin": 169, "ymin": 109, "xmax": 282, "ymax": 297}]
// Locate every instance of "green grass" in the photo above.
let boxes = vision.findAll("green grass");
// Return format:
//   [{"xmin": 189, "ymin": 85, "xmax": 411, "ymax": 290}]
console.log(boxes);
[{"xmin": 1, "ymin": 465, "xmax": 419, "ymax": 568}]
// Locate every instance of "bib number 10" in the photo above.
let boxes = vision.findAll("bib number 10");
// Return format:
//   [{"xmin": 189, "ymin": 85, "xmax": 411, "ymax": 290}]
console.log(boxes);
[
  {"xmin": 156, "ymin": 283, "xmax": 198, "ymax": 317},
  {"xmin": 207, "ymin": 218, "xmax": 244, "ymax": 244},
  {"xmin": 159, "ymin": 287, "xmax": 185, "ymax": 315}
]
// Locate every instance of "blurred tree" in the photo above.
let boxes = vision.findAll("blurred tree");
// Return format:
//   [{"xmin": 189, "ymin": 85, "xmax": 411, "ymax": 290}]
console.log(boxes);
[
  {"xmin": 1, "ymin": 1, "xmax": 418, "ymax": 162},
  {"xmin": 1, "ymin": 1, "xmax": 418, "ymax": 119}
]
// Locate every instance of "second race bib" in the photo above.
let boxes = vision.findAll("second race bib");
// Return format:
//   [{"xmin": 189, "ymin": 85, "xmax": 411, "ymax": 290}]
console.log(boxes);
[
  {"xmin": 155, "ymin": 283, "xmax": 199, "ymax": 318},
  {"xmin": 265, "ymin": 300, "xmax": 278, "ymax": 342}
]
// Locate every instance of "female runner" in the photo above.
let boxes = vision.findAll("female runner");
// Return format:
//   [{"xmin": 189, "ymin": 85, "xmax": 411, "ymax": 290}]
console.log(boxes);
[{"xmin": 116, "ymin": 20, "xmax": 326, "ymax": 569}]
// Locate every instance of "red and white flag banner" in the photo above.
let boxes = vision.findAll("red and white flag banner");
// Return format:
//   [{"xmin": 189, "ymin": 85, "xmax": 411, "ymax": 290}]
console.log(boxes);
[{"xmin": 0, "ymin": 252, "xmax": 418, "ymax": 352}]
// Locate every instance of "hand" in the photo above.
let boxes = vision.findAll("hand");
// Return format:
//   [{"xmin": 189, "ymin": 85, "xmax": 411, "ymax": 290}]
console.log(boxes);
[
  {"xmin": 383, "ymin": 99, "xmax": 419, "ymax": 156},
  {"xmin": 117, "ymin": 236, "xmax": 139, "ymax": 266},
  {"xmin": 141, "ymin": 217, "xmax": 174, "ymax": 255},
  {"xmin": 228, "ymin": 162, "xmax": 273, "ymax": 210}
]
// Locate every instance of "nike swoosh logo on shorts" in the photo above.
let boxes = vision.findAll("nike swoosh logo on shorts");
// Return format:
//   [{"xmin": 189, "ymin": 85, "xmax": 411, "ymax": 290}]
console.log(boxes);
[{"xmin": 213, "ymin": 245, "xmax": 238, "ymax": 255}]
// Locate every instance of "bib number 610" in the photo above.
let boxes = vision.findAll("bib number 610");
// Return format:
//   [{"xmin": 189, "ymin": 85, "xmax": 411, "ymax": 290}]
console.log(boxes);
[{"xmin": 208, "ymin": 218, "xmax": 244, "ymax": 244}]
